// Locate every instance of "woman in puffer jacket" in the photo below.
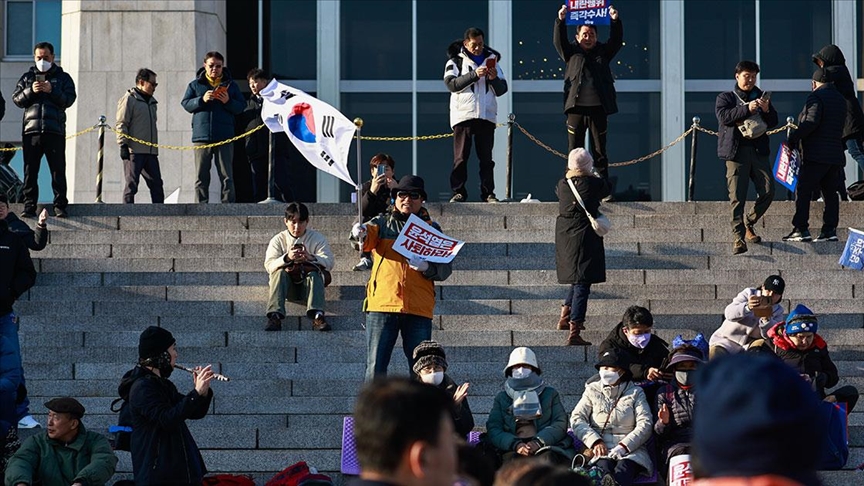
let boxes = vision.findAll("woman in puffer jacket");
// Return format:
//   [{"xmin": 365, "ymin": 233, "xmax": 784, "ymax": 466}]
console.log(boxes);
[{"xmin": 571, "ymin": 349, "xmax": 653, "ymax": 486}]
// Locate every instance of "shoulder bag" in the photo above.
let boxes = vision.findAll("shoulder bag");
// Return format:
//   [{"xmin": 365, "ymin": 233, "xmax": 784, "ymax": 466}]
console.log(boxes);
[{"xmin": 567, "ymin": 178, "xmax": 611, "ymax": 237}]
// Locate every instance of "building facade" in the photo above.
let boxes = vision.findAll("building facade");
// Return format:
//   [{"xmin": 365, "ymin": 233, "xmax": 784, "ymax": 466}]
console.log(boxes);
[{"xmin": 1, "ymin": 0, "xmax": 862, "ymax": 203}]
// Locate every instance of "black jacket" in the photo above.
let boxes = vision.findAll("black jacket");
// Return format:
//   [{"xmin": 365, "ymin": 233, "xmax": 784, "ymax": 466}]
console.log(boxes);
[
  {"xmin": 360, "ymin": 180, "xmax": 391, "ymax": 221},
  {"xmin": 715, "ymin": 86, "xmax": 778, "ymax": 161},
  {"xmin": 767, "ymin": 323, "xmax": 839, "ymax": 398},
  {"xmin": 813, "ymin": 45, "xmax": 864, "ymax": 141},
  {"xmin": 555, "ymin": 174, "xmax": 610, "ymax": 285},
  {"xmin": 553, "ymin": 17, "xmax": 622, "ymax": 115},
  {"xmin": 180, "ymin": 67, "xmax": 245, "ymax": 143},
  {"xmin": 4, "ymin": 212, "xmax": 47, "ymax": 251},
  {"xmin": 788, "ymin": 83, "xmax": 847, "ymax": 166},
  {"xmin": 598, "ymin": 322, "xmax": 669, "ymax": 381},
  {"xmin": 236, "ymin": 94, "xmax": 290, "ymax": 159},
  {"xmin": 0, "ymin": 91, "xmax": 5, "ymax": 121},
  {"xmin": 119, "ymin": 366, "xmax": 212, "ymax": 486},
  {"xmin": 0, "ymin": 220, "xmax": 37, "ymax": 315},
  {"xmin": 12, "ymin": 64, "xmax": 77, "ymax": 136}
]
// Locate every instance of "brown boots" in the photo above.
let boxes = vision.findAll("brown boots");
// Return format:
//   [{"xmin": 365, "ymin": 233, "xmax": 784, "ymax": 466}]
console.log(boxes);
[
  {"xmin": 566, "ymin": 321, "xmax": 592, "ymax": 346},
  {"xmin": 556, "ymin": 305, "xmax": 571, "ymax": 330}
]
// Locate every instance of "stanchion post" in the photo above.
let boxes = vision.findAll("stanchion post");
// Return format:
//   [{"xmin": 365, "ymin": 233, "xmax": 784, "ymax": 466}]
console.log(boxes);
[
  {"xmin": 95, "ymin": 115, "xmax": 107, "ymax": 203},
  {"xmin": 506, "ymin": 113, "xmax": 515, "ymax": 201},
  {"xmin": 260, "ymin": 130, "xmax": 280, "ymax": 204},
  {"xmin": 786, "ymin": 116, "xmax": 795, "ymax": 201},
  {"xmin": 688, "ymin": 116, "xmax": 699, "ymax": 202}
]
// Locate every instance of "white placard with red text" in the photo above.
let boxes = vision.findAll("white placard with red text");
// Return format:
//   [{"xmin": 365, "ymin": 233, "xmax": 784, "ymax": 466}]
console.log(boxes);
[{"xmin": 392, "ymin": 214, "xmax": 464, "ymax": 264}]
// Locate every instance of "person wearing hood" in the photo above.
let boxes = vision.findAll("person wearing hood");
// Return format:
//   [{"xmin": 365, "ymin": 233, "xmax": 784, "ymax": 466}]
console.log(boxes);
[
  {"xmin": 411, "ymin": 340, "xmax": 474, "ymax": 437},
  {"xmin": 813, "ymin": 44, "xmax": 864, "ymax": 178},
  {"xmin": 767, "ymin": 304, "xmax": 858, "ymax": 413},
  {"xmin": 181, "ymin": 51, "xmax": 245, "ymax": 203},
  {"xmin": 571, "ymin": 349, "xmax": 653, "ymax": 486},
  {"xmin": 654, "ymin": 337, "xmax": 707, "ymax": 481},
  {"xmin": 116, "ymin": 68, "xmax": 165, "ymax": 204},
  {"xmin": 553, "ymin": 4, "xmax": 622, "ymax": 184},
  {"xmin": 118, "ymin": 326, "xmax": 214, "ymax": 485},
  {"xmin": 709, "ymin": 275, "xmax": 785, "ymax": 359},
  {"xmin": 598, "ymin": 306, "xmax": 669, "ymax": 382},
  {"xmin": 484, "ymin": 347, "xmax": 574, "ymax": 466},
  {"xmin": 444, "ymin": 27, "xmax": 508, "ymax": 203},
  {"xmin": 351, "ymin": 175, "xmax": 453, "ymax": 380},
  {"xmin": 11, "ymin": 41, "xmax": 77, "ymax": 219},
  {"xmin": 4, "ymin": 397, "xmax": 117, "ymax": 486}
]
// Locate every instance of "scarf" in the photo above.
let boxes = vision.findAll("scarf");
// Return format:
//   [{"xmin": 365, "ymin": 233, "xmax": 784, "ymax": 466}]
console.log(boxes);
[
  {"xmin": 505, "ymin": 374, "xmax": 546, "ymax": 420},
  {"xmin": 205, "ymin": 74, "xmax": 222, "ymax": 88}
]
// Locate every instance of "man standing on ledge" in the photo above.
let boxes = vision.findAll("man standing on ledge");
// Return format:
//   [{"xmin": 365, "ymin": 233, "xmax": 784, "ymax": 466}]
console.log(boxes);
[
  {"xmin": 554, "ymin": 4, "xmax": 622, "ymax": 189},
  {"xmin": 181, "ymin": 51, "xmax": 245, "ymax": 203}
]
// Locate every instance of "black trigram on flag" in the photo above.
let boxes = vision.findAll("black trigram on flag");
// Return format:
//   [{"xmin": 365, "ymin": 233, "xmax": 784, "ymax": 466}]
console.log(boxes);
[{"xmin": 322, "ymin": 116, "xmax": 335, "ymax": 138}]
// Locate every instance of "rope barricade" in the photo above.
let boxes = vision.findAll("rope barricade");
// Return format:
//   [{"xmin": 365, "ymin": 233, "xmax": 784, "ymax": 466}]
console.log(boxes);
[
  {"xmin": 106, "ymin": 123, "xmax": 267, "ymax": 150},
  {"xmin": 0, "ymin": 124, "xmax": 100, "ymax": 151}
]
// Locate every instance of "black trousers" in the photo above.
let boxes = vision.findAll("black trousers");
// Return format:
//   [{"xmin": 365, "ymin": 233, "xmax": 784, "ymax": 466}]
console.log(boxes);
[
  {"xmin": 594, "ymin": 458, "xmax": 645, "ymax": 486},
  {"xmin": 567, "ymin": 106, "xmax": 609, "ymax": 178},
  {"xmin": 725, "ymin": 146, "xmax": 775, "ymax": 239},
  {"xmin": 123, "ymin": 153, "xmax": 164, "ymax": 203},
  {"xmin": 792, "ymin": 163, "xmax": 841, "ymax": 232},
  {"xmin": 249, "ymin": 154, "xmax": 294, "ymax": 202},
  {"xmin": 451, "ymin": 119, "xmax": 496, "ymax": 200},
  {"xmin": 22, "ymin": 132, "xmax": 67, "ymax": 212}
]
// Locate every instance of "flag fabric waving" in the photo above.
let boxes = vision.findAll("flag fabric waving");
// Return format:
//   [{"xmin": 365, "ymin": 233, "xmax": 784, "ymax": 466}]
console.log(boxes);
[{"xmin": 260, "ymin": 80, "xmax": 356, "ymax": 186}]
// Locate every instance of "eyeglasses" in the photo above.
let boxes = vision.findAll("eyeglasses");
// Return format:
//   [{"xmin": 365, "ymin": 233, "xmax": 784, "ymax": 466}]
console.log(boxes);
[
  {"xmin": 396, "ymin": 191, "xmax": 422, "ymax": 200},
  {"xmin": 206, "ymin": 64, "xmax": 223, "ymax": 69}
]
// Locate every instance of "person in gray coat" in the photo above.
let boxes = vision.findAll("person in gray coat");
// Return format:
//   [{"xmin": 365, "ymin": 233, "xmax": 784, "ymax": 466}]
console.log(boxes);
[
  {"xmin": 116, "ymin": 68, "xmax": 164, "ymax": 204},
  {"xmin": 571, "ymin": 349, "xmax": 653, "ymax": 486}
]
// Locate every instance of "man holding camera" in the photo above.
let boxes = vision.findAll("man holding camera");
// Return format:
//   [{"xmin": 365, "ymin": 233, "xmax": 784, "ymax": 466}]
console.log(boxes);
[
  {"xmin": 716, "ymin": 61, "xmax": 778, "ymax": 255},
  {"xmin": 264, "ymin": 202, "xmax": 334, "ymax": 332}
]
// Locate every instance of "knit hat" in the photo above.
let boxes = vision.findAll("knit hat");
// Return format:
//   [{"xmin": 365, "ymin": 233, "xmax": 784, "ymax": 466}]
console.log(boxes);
[
  {"xmin": 692, "ymin": 353, "xmax": 821, "ymax": 483},
  {"xmin": 762, "ymin": 275, "xmax": 785, "ymax": 295},
  {"xmin": 505, "ymin": 347, "xmax": 541, "ymax": 376},
  {"xmin": 412, "ymin": 340, "xmax": 448, "ymax": 375},
  {"xmin": 45, "ymin": 397, "xmax": 85, "ymax": 419},
  {"xmin": 138, "ymin": 326, "xmax": 175, "ymax": 360},
  {"xmin": 567, "ymin": 148, "xmax": 594, "ymax": 173},
  {"xmin": 785, "ymin": 304, "xmax": 818, "ymax": 335},
  {"xmin": 595, "ymin": 348, "xmax": 629, "ymax": 371}
]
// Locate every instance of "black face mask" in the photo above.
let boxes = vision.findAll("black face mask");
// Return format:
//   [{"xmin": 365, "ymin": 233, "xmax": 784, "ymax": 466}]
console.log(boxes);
[{"xmin": 141, "ymin": 351, "xmax": 173, "ymax": 378}]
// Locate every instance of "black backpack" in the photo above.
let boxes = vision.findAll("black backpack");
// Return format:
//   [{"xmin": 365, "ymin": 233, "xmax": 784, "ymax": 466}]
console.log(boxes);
[
  {"xmin": 847, "ymin": 180, "xmax": 864, "ymax": 201},
  {"xmin": 110, "ymin": 368, "xmax": 136, "ymax": 451}
]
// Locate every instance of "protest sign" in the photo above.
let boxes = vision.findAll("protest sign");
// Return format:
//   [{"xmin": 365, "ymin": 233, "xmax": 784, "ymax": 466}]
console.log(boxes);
[
  {"xmin": 839, "ymin": 227, "xmax": 864, "ymax": 270},
  {"xmin": 773, "ymin": 141, "xmax": 800, "ymax": 192},
  {"xmin": 392, "ymin": 214, "xmax": 464, "ymax": 264},
  {"xmin": 566, "ymin": 0, "xmax": 611, "ymax": 26}
]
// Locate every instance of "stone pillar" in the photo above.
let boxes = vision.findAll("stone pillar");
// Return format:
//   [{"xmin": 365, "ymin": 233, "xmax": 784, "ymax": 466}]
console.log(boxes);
[{"xmin": 61, "ymin": 0, "xmax": 228, "ymax": 203}]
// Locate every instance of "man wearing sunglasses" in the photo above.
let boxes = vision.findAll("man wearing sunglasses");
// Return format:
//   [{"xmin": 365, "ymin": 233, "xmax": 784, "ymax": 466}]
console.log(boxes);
[
  {"xmin": 351, "ymin": 175, "xmax": 453, "ymax": 381},
  {"xmin": 116, "ymin": 68, "xmax": 164, "ymax": 204}
]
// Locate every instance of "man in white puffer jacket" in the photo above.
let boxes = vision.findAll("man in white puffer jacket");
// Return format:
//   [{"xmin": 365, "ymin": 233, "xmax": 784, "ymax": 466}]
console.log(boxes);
[{"xmin": 444, "ymin": 27, "xmax": 508, "ymax": 204}]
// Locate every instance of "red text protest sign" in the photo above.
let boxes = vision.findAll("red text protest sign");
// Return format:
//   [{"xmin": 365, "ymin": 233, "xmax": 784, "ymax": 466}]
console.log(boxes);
[{"xmin": 393, "ymin": 214, "xmax": 464, "ymax": 263}]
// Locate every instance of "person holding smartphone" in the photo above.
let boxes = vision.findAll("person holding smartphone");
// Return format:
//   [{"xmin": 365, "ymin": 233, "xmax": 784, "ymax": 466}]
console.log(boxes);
[
  {"xmin": 353, "ymin": 153, "xmax": 397, "ymax": 271},
  {"xmin": 708, "ymin": 275, "xmax": 785, "ymax": 359}
]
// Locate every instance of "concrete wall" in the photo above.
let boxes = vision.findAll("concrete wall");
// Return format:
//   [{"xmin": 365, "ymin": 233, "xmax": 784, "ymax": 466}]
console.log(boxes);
[{"xmin": 60, "ymin": 0, "xmax": 229, "ymax": 203}]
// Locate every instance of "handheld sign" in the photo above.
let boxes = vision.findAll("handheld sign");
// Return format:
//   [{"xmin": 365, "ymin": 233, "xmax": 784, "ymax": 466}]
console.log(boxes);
[
  {"xmin": 393, "ymin": 214, "xmax": 464, "ymax": 264},
  {"xmin": 773, "ymin": 141, "xmax": 800, "ymax": 192},
  {"xmin": 839, "ymin": 227, "xmax": 864, "ymax": 270},
  {"xmin": 566, "ymin": 0, "xmax": 611, "ymax": 26}
]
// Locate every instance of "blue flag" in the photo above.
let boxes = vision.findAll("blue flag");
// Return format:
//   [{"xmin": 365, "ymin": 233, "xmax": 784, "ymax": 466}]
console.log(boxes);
[
  {"xmin": 838, "ymin": 227, "xmax": 864, "ymax": 270},
  {"xmin": 773, "ymin": 141, "xmax": 800, "ymax": 192}
]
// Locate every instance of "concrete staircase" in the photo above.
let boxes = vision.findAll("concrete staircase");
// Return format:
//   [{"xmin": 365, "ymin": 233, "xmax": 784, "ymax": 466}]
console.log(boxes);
[{"xmin": 11, "ymin": 201, "xmax": 864, "ymax": 485}]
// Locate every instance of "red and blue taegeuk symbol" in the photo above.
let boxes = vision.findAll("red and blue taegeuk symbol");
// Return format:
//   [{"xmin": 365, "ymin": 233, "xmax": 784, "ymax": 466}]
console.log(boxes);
[{"xmin": 288, "ymin": 103, "xmax": 316, "ymax": 143}]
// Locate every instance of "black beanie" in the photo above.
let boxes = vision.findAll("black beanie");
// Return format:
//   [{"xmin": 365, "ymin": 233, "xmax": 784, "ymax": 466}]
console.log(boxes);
[
  {"xmin": 692, "ymin": 353, "xmax": 822, "ymax": 484},
  {"xmin": 138, "ymin": 326, "xmax": 175, "ymax": 360},
  {"xmin": 412, "ymin": 340, "xmax": 448, "ymax": 375}
]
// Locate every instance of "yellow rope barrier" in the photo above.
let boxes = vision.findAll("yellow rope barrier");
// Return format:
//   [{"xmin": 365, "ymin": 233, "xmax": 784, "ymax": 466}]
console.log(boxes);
[
  {"xmin": 107, "ymin": 123, "xmax": 267, "ymax": 150},
  {"xmin": 0, "ymin": 124, "xmax": 101, "ymax": 151}
]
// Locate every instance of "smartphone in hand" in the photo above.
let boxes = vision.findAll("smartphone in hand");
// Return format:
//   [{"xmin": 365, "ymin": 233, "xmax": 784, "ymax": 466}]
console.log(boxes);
[
  {"xmin": 486, "ymin": 58, "xmax": 496, "ymax": 70},
  {"xmin": 761, "ymin": 91, "xmax": 771, "ymax": 102},
  {"xmin": 376, "ymin": 165, "xmax": 387, "ymax": 176},
  {"xmin": 35, "ymin": 74, "xmax": 46, "ymax": 82}
]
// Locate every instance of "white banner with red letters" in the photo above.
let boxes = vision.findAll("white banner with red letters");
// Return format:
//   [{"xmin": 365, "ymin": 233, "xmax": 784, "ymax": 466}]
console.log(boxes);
[{"xmin": 392, "ymin": 214, "xmax": 464, "ymax": 264}]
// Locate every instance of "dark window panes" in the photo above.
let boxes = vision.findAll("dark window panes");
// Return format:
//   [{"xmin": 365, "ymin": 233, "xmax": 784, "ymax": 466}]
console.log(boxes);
[
  {"xmin": 341, "ymin": 1, "xmax": 411, "ymax": 80},
  {"xmin": 34, "ymin": 0, "xmax": 61, "ymax": 57},
  {"xmin": 511, "ymin": 92, "xmax": 661, "ymax": 202},
  {"xmin": 341, "ymin": 93, "xmax": 413, "ymax": 202},
  {"xmin": 417, "ymin": 93, "xmax": 457, "ymax": 202},
  {"xmin": 685, "ymin": 0, "xmax": 755, "ymax": 79},
  {"xmin": 6, "ymin": 1, "xmax": 34, "ymax": 56},
  {"xmin": 513, "ymin": 0, "xmax": 660, "ymax": 81},
  {"xmin": 859, "ymin": 0, "xmax": 864, "ymax": 78},
  {"xmin": 685, "ymin": 91, "xmax": 802, "ymax": 201},
  {"xmin": 759, "ymin": 0, "xmax": 831, "ymax": 79},
  {"xmin": 417, "ymin": 0, "xmax": 487, "ymax": 80},
  {"xmin": 269, "ymin": 0, "xmax": 316, "ymax": 80}
]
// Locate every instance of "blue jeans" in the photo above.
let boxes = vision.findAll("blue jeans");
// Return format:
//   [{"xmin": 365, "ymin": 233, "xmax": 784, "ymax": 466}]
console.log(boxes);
[
  {"xmin": 846, "ymin": 138, "xmax": 864, "ymax": 173},
  {"xmin": 0, "ymin": 312, "xmax": 28, "ymax": 420},
  {"xmin": 564, "ymin": 283, "xmax": 592, "ymax": 323},
  {"xmin": 365, "ymin": 312, "xmax": 432, "ymax": 381}
]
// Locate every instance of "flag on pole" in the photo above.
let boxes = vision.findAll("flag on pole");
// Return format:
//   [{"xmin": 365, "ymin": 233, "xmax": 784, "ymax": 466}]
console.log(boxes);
[
  {"xmin": 259, "ymin": 80, "xmax": 356, "ymax": 186},
  {"xmin": 838, "ymin": 227, "xmax": 864, "ymax": 270}
]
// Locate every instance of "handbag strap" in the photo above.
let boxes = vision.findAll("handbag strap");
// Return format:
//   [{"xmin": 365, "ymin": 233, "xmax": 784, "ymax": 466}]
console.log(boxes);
[
  {"xmin": 598, "ymin": 384, "xmax": 626, "ymax": 437},
  {"xmin": 566, "ymin": 177, "xmax": 593, "ymax": 220}
]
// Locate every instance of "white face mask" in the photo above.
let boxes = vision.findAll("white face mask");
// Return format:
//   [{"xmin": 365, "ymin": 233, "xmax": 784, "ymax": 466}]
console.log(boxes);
[
  {"xmin": 626, "ymin": 332, "xmax": 652, "ymax": 349},
  {"xmin": 599, "ymin": 369, "xmax": 620, "ymax": 386},
  {"xmin": 420, "ymin": 371, "xmax": 443, "ymax": 386},
  {"xmin": 36, "ymin": 60, "xmax": 52, "ymax": 73},
  {"xmin": 511, "ymin": 367, "xmax": 532, "ymax": 379},
  {"xmin": 675, "ymin": 370, "xmax": 692, "ymax": 387}
]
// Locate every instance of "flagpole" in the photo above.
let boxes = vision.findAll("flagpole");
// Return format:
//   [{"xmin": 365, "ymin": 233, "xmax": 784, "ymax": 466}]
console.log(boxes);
[{"xmin": 354, "ymin": 117, "xmax": 364, "ymax": 258}]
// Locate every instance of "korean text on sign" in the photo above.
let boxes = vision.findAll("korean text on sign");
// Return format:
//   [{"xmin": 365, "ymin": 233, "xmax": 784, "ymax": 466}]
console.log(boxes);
[
  {"xmin": 392, "ymin": 214, "xmax": 465, "ymax": 264},
  {"xmin": 567, "ymin": 0, "xmax": 611, "ymax": 26},
  {"xmin": 839, "ymin": 227, "xmax": 864, "ymax": 270}
]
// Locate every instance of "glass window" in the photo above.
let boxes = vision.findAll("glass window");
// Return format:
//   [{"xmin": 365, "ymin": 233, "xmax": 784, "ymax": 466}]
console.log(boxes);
[
  {"xmin": 513, "ymin": 0, "xmax": 660, "ymax": 81},
  {"xmin": 4, "ymin": 0, "xmax": 61, "ymax": 58},
  {"xmin": 417, "ymin": 0, "xmax": 487, "ymax": 80},
  {"xmin": 684, "ymin": 92, "xmax": 803, "ymax": 201},
  {"xmin": 511, "ymin": 92, "xmax": 661, "ymax": 202},
  {"xmin": 759, "ymin": 0, "xmax": 831, "ymax": 79},
  {"xmin": 340, "ymin": 93, "xmax": 413, "ymax": 201},
  {"xmin": 685, "ymin": 0, "xmax": 755, "ymax": 79},
  {"xmin": 341, "ymin": 1, "xmax": 411, "ymax": 80},
  {"xmin": 417, "ymin": 92, "xmax": 456, "ymax": 201},
  {"xmin": 269, "ymin": 0, "xmax": 316, "ymax": 80}
]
